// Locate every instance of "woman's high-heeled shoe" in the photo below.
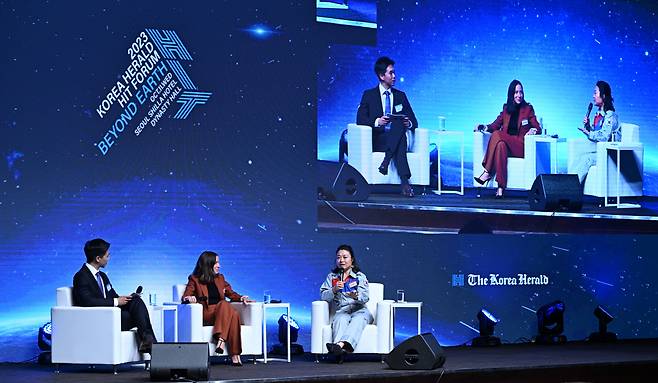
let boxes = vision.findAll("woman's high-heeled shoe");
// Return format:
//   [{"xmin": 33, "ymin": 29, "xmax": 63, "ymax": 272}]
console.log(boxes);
[
  {"xmin": 495, "ymin": 188, "xmax": 504, "ymax": 199},
  {"xmin": 215, "ymin": 339, "xmax": 225, "ymax": 355},
  {"xmin": 474, "ymin": 171, "xmax": 492, "ymax": 186}
]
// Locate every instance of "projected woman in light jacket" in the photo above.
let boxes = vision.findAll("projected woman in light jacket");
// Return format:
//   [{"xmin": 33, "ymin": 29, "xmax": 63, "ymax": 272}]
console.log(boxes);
[{"xmin": 573, "ymin": 80, "xmax": 620, "ymax": 184}]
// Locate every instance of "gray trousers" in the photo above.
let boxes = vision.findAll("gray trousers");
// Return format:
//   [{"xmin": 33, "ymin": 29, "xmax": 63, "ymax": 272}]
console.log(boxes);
[
  {"xmin": 332, "ymin": 306, "xmax": 373, "ymax": 348},
  {"xmin": 572, "ymin": 151, "xmax": 597, "ymax": 183}
]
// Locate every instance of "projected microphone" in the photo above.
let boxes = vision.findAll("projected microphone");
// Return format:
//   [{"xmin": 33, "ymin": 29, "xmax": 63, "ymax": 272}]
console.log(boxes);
[{"xmin": 584, "ymin": 102, "xmax": 593, "ymax": 131}]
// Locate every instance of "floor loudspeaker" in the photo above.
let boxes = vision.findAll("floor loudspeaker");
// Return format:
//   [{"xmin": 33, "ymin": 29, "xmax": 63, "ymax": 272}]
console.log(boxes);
[
  {"xmin": 384, "ymin": 333, "xmax": 445, "ymax": 370},
  {"xmin": 150, "ymin": 343, "xmax": 208, "ymax": 381},
  {"xmin": 317, "ymin": 160, "xmax": 370, "ymax": 202},
  {"xmin": 529, "ymin": 174, "xmax": 583, "ymax": 212}
]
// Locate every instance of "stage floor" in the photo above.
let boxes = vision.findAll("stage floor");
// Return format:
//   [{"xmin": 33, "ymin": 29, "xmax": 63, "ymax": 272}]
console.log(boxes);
[
  {"xmin": 318, "ymin": 187, "xmax": 658, "ymax": 234},
  {"xmin": 3, "ymin": 339, "xmax": 658, "ymax": 382}
]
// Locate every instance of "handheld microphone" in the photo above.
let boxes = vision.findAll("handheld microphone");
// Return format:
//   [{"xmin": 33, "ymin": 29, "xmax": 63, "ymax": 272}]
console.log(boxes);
[
  {"xmin": 584, "ymin": 102, "xmax": 593, "ymax": 131},
  {"xmin": 130, "ymin": 285, "xmax": 143, "ymax": 298}
]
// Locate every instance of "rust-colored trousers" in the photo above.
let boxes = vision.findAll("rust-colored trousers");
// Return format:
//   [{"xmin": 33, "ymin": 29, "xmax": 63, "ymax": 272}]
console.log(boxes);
[
  {"xmin": 482, "ymin": 131, "xmax": 524, "ymax": 189},
  {"xmin": 203, "ymin": 300, "xmax": 242, "ymax": 355}
]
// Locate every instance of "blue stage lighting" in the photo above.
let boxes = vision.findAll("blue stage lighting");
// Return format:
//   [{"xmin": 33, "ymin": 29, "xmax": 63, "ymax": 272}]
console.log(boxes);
[
  {"xmin": 38, "ymin": 321, "xmax": 52, "ymax": 351},
  {"xmin": 535, "ymin": 300, "xmax": 566, "ymax": 344},
  {"xmin": 278, "ymin": 314, "xmax": 299, "ymax": 344},
  {"xmin": 472, "ymin": 308, "xmax": 501, "ymax": 347}
]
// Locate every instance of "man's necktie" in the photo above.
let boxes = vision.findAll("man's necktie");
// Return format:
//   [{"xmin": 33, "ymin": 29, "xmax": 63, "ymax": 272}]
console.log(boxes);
[
  {"xmin": 96, "ymin": 273, "xmax": 106, "ymax": 298},
  {"xmin": 384, "ymin": 90, "xmax": 391, "ymax": 132}
]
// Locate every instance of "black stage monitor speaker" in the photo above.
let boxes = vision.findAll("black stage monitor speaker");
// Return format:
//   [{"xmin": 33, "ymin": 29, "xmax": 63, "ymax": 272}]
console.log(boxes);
[
  {"xmin": 150, "ymin": 342, "xmax": 209, "ymax": 381},
  {"xmin": 317, "ymin": 160, "xmax": 370, "ymax": 202},
  {"xmin": 529, "ymin": 174, "xmax": 583, "ymax": 212},
  {"xmin": 384, "ymin": 333, "xmax": 445, "ymax": 370}
]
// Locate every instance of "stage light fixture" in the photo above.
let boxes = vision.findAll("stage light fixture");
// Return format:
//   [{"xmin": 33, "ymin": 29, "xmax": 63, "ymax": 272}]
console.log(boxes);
[
  {"xmin": 472, "ymin": 308, "xmax": 501, "ymax": 347},
  {"xmin": 535, "ymin": 300, "xmax": 567, "ymax": 344},
  {"xmin": 588, "ymin": 305, "xmax": 617, "ymax": 342},
  {"xmin": 272, "ymin": 314, "xmax": 304, "ymax": 355},
  {"xmin": 38, "ymin": 321, "xmax": 52, "ymax": 351}
]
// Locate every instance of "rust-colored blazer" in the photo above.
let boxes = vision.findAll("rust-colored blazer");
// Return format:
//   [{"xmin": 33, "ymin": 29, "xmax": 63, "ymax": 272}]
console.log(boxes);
[
  {"xmin": 182, "ymin": 274, "xmax": 242, "ymax": 309},
  {"xmin": 487, "ymin": 103, "xmax": 541, "ymax": 136}
]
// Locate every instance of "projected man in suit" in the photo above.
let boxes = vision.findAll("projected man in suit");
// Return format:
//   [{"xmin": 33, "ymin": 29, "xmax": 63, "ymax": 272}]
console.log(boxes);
[
  {"xmin": 356, "ymin": 56, "xmax": 419, "ymax": 197},
  {"xmin": 72, "ymin": 238, "xmax": 156, "ymax": 353}
]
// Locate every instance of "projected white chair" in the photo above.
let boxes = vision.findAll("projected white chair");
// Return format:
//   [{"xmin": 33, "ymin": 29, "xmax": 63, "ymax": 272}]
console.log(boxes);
[
  {"xmin": 347, "ymin": 124, "xmax": 430, "ymax": 186},
  {"xmin": 311, "ymin": 282, "xmax": 393, "ymax": 360},
  {"xmin": 172, "ymin": 284, "xmax": 263, "ymax": 359},
  {"xmin": 567, "ymin": 123, "xmax": 644, "ymax": 199},
  {"xmin": 51, "ymin": 287, "xmax": 147, "ymax": 373},
  {"xmin": 472, "ymin": 132, "xmax": 557, "ymax": 190}
]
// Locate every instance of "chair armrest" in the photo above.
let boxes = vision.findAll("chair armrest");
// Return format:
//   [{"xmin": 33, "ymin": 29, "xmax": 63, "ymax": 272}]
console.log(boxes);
[
  {"xmin": 311, "ymin": 300, "xmax": 330, "ymax": 353},
  {"xmin": 375, "ymin": 300, "xmax": 393, "ymax": 353},
  {"xmin": 176, "ymin": 303, "xmax": 204, "ymax": 342},
  {"xmin": 51, "ymin": 306, "xmax": 124, "ymax": 364},
  {"xmin": 231, "ymin": 302, "xmax": 263, "ymax": 327},
  {"xmin": 409, "ymin": 128, "xmax": 429, "ymax": 154},
  {"xmin": 347, "ymin": 123, "xmax": 374, "ymax": 181}
]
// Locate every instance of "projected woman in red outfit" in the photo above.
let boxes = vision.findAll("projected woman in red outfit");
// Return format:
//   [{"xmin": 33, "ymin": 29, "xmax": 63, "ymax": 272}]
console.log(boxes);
[{"xmin": 473, "ymin": 79, "xmax": 541, "ymax": 198}]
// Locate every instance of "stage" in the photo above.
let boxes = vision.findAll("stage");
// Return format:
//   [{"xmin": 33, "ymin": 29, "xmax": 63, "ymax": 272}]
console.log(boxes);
[
  {"xmin": 4, "ymin": 339, "xmax": 658, "ymax": 382},
  {"xmin": 318, "ymin": 187, "xmax": 658, "ymax": 234}
]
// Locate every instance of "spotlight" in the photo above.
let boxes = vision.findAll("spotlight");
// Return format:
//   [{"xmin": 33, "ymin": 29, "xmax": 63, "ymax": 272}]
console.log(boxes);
[
  {"xmin": 38, "ymin": 321, "xmax": 52, "ymax": 351},
  {"xmin": 472, "ymin": 308, "xmax": 501, "ymax": 347},
  {"xmin": 271, "ymin": 314, "xmax": 304, "ymax": 355},
  {"xmin": 535, "ymin": 300, "xmax": 567, "ymax": 344},
  {"xmin": 588, "ymin": 305, "xmax": 617, "ymax": 342}
]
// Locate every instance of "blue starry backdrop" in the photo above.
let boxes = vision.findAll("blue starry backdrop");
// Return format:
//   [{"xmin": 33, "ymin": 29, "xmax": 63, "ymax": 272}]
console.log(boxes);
[
  {"xmin": 318, "ymin": 0, "xmax": 658, "ymax": 193},
  {"xmin": 1, "ymin": 0, "xmax": 658, "ymax": 362}
]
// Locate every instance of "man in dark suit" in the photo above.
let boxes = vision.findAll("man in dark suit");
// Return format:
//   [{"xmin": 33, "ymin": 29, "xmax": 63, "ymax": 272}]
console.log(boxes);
[
  {"xmin": 356, "ymin": 56, "xmax": 419, "ymax": 197},
  {"xmin": 73, "ymin": 238, "xmax": 156, "ymax": 353}
]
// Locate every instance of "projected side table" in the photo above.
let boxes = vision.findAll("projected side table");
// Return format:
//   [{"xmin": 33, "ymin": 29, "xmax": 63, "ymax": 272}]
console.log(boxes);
[
  {"xmin": 147, "ymin": 304, "xmax": 177, "ymax": 342},
  {"xmin": 389, "ymin": 301, "xmax": 422, "ymax": 350},
  {"xmin": 432, "ymin": 130, "xmax": 464, "ymax": 195},
  {"xmin": 605, "ymin": 144, "xmax": 641, "ymax": 208},
  {"xmin": 260, "ymin": 302, "xmax": 291, "ymax": 363}
]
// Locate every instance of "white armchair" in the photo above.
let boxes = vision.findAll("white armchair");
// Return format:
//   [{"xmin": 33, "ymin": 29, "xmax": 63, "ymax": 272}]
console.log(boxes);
[
  {"xmin": 172, "ymin": 284, "xmax": 263, "ymax": 357},
  {"xmin": 311, "ymin": 282, "xmax": 392, "ymax": 357},
  {"xmin": 347, "ymin": 124, "xmax": 430, "ymax": 186},
  {"xmin": 567, "ymin": 123, "xmax": 643, "ymax": 198},
  {"xmin": 51, "ymin": 287, "xmax": 147, "ymax": 372},
  {"xmin": 473, "ymin": 132, "xmax": 557, "ymax": 190}
]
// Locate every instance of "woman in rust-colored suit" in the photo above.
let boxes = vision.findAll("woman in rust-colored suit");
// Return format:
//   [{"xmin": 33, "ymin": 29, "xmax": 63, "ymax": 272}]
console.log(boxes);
[
  {"xmin": 182, "ymin": 251, "xmax": 251, "ymax": 366},
  {"xmin": 474, "ymin": 79, "xmax": 541, "ymax": 198}
]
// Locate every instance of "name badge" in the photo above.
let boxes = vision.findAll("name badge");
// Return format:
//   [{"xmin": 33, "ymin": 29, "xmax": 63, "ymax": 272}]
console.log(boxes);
[
  {"xmin": 106, "ymin": 284, "xmax": 112, "ymax": 292},
  {"xmin": 349, "ymin": 281, "xmax": 358, "ymax": 288},
  {"xmin": 521, "ymin": 119, "xmax": 529, "ymax": 126},
  {"xmin": 394, "ymin": 104, "xmax": 403, "ymax": 113}
]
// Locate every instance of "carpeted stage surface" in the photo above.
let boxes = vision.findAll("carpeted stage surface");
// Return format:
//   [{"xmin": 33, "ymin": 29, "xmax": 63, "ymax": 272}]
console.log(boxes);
[{"xmin": 2, "ymin": 340, "xmax": 658, "ymax": 382}]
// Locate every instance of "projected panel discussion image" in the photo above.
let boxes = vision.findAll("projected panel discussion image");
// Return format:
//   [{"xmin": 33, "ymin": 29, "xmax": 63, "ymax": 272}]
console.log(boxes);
[{"xmin": 317, "ymin": 0, "xmax": 658, "ymax": 234}]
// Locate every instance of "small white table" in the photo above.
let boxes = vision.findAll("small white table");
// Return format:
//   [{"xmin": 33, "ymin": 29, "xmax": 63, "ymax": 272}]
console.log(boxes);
[
  {"xmin": 389, "ymin": 301, "xmax": 422, "ymax": 349},
  {"xmin": 605, "ymin": 144, "xmax": 641, "ymax": 208},
  {"xmin": 260, "ymin": 302, "xmax": 291, "ymax": 363},
  {"xmin": 147, "ymin": 304, "xmax": 177, "ymax": 342},
  {"xmin": 432, "ymin": 130, "xmax": 464, "ymax": 195}
]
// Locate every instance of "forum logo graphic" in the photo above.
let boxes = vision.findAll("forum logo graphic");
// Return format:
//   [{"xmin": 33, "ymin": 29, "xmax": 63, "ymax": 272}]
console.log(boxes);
[
  {"xmin": 452, "ymin": 273, "xmax": 549, "ymax": 287},
  {"xmin": 93, "ymin": 29, "xmax": 212, "ymax": 156}
]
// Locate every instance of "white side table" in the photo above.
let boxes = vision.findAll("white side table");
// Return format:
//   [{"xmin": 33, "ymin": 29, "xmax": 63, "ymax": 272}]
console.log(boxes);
[
  {"xmin": 432, "ymin": 130, "xmax": 464, "ymax": 195},
  {"xmin": 389, "ymin": 301, "xmax": 422, "ymax": 350},
  {"xmin": 605, "ymin": 144, "xmax": 641, "ymax": 208},
  {"xmin": 147, "ymin": 304, "xmax": 177, "ymax": 342},
  {"xmin": 260, "ymin": 302, "xmax": 291, "ymax": 363}
]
